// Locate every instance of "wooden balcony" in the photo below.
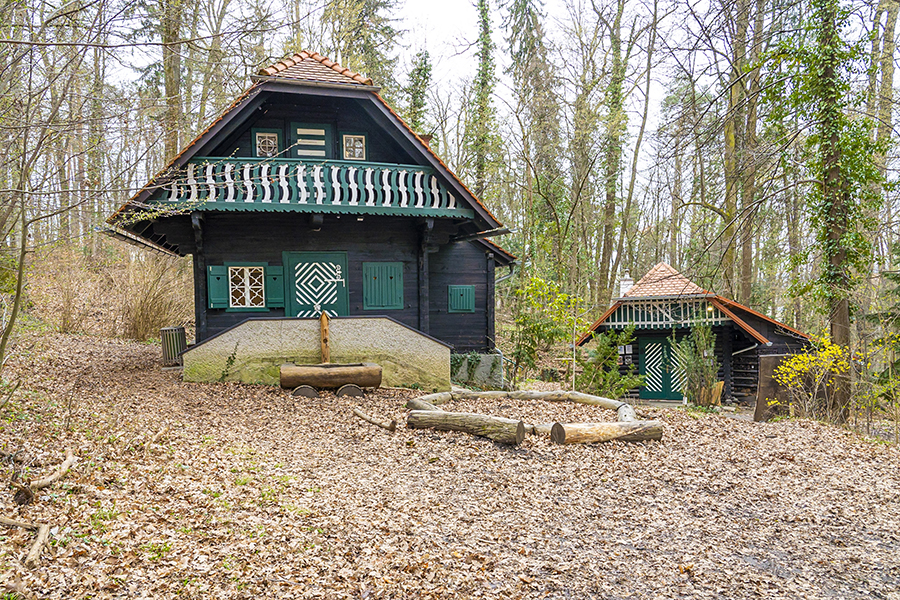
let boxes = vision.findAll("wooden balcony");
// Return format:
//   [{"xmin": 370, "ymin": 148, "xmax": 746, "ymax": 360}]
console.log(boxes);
[{"xmin": 150, "ymin": 157, "xmax": 473, "ymax": 218}]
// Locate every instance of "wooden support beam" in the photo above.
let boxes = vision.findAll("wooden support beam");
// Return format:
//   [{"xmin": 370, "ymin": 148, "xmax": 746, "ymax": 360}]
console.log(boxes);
[{"xmin": 320, "ymin": 312, "xmax": 330, "ymax": 363}]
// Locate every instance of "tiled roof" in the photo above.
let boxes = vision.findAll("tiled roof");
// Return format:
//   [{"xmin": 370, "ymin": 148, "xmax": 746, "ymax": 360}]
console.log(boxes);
[
  {"xmin": 258, "ymin": 51, "xmax": 374, "ymax": 86},
  {"xmin": 622, "ymin": 262, "xmax": 708, "ymax": 297}
]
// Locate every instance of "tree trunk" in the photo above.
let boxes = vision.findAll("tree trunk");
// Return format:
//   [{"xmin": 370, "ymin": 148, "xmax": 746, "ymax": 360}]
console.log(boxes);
[
  {"xmin": 407, "ymin": 410, "xmax": 525, "ymax": 445},
  {"xmin": 550, "ymin": 420, "xmax": 663, "ymax": 444}
]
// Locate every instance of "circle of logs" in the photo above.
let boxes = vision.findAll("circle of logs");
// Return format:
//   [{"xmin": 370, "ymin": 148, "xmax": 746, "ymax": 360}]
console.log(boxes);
[{"xmin": 405, "ymin": 390, "xmax": 663, "ymax": 446}]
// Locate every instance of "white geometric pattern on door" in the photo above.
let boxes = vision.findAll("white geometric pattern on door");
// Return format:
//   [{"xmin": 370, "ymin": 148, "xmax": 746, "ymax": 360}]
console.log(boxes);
[
  {"xmin": 643, "ymin": 342, "xmax": 664, "ymax": 392},
  {"xmin": 670, "ymin": 349, "xmax": 687, "ymax": 397},
  {"xmin": 293, "ymin": 261, "xmax": 344, "ymax": 317}
]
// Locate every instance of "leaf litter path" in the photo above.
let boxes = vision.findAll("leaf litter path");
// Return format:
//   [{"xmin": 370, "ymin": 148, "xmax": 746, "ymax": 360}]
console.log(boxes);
[{"xmin": 1, "ymin": 332, "xmax": 899, "ymax": 599}]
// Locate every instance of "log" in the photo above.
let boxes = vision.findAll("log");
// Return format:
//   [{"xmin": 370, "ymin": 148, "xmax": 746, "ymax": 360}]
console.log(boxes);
[
  {"xmin": 415, "ymin": 391, "xmax": 453, "ymax": 406},
  {"xmin": 406, "ymin": 398, "xmax": 442, "ymax": 411},
  {"xmin": 24, "ymin": 523, "xmax": 50, "ymax": 568},
  {"xmin": 337, "ymin": 384, "xmax": 364, "ymax": 397},
  {"xmin": 530, "ymin": 423, "xmax": 554, "ymax": 436},
  {"xmin": 407, "ymin": 410, "xmax": 525, "ymax": 445},
  {"xmin": 280, "ymin": 363, "xmax": 382, "ymax": 390},
  {"xmin": 353, "ymin": 407, "xmax": 396, "ymax": 431},
  {"xmin": 0, "ymin": 516, "xmax": 38, "ymax": 530},
  {"xmin": 617, "ymin": 404, "xmax": 637, "ymax": 422},
  {"xmin": 291, "ymin": 385, "xmax": 319, "ymax": 398},
  {"xmin": 550, "ymin": 420, "xmax": 664, "ymax": 444},
  {"xmin": 32, "ymin": 448, "xmax": 75, "ymax": 491},
  {"xmin": 448, "ymin": 389, "xmax": 627, "ymax": 411}
]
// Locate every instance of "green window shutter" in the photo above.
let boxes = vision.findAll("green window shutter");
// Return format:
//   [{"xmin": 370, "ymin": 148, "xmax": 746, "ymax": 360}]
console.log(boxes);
[
  {"xmin": 363, "ymin": 262, "xmax": 403, "ymax": 310},
  {"xmin": 265, "ymin": 266, "xmax": 284, "ymax": 308},
  {"xmin": 291, "ymin": 122, "xmax": 333, "ymax": 159},
  {"xmin": 448, "ymin": 285, "xmax": 475, "ymax": 313},
  {"xmin": 207, "ymin": 265, "xmax": 228, "ymax": 308}
]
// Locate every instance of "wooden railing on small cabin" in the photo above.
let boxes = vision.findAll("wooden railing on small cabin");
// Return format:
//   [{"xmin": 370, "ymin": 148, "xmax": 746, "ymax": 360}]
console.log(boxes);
[{"xmin": 154, "ymin": 157, "xmax": 470, "ymax": 217}]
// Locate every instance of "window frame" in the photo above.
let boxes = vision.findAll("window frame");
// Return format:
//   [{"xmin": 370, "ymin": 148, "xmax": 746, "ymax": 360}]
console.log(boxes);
[
  {"xmin": 341, "ymin": 132, "xmax": 368, "ymax": 161},
  {"xmin": 251, "ymin": 128, "xmax": 282, "ymax": 158},
  {"xmin": 226, "ymin": 262, "xmax": 270, "ymax": 312}
]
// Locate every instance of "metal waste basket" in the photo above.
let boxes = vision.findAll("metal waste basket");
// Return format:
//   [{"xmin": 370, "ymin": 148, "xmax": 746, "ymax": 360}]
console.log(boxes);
[{"xmin": 160, "ymin": 326, "xmax": 187, "ymax": 366}]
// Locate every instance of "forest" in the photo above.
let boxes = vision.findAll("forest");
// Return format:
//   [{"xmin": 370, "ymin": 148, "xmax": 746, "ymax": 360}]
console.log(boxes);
[
  {"xmin": 1, "ymin": 0, "xmax": 900, "ymax": 415},
  {"xmin": 1, "ymin": 2, "xmax": 900, "ymax": 596}
]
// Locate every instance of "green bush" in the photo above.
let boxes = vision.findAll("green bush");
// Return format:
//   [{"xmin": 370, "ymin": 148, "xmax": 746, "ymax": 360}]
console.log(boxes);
[
  {"xmin": 670, "ymin": 325, "xmax": 720, "ymax": 406},
  {"xmin": 576, "ymin": 325, "xmax": 643, "ymax": 399}
]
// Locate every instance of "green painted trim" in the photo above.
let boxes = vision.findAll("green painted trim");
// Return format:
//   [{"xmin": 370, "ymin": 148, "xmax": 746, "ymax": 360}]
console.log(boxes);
[
  {"xmin": 148, "ymin": 201, "xmax": 473, "ymax": 219},
  {"xmin": 362, "ymin": 262, "xmax": 403, "ymax": 310},
  {"xmin": 251, "ymin": 128, "xmax": 282, "ymax": 158},
  {"xmin": 282, "ymin": 251, "xmax": 349, "ymax": 317},
  {"xmin": 290, "ymin": 122, "xmax": 333, "ymax": 159},
  {"xmin": 448, "ymin": 285, "xmax": 475, "ymax": 313}
]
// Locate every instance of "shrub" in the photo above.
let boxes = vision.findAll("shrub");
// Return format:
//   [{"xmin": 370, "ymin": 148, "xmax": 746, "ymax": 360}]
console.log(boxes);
[
  {"xmin": 670, "ymin": 325, "xmax": 720, "ymax": 406},
  {"xmin": 576, "ymin": 325, "xmax": 643, "ymax": 399}
]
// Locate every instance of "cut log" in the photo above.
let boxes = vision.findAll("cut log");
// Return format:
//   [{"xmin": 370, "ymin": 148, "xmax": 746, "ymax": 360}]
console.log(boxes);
[
  {"xmin": 291, "ymin": 385, "xmax": 319, "ymax": 398},
  {"xmin": 32, "ymin": 448, "xmax": 75, "ymax": 491},
  {"xmin": 617, "ymin": 404, "xmax": 637, "ymax": 422},
  {"xmin": 448, "ymin": 389, "xmax": 627, "ymax": 411},
  {"xmin": 280, "ymin": 363, "xmax": 382, "ymax": 390},
  {"xmin": 336, "ymin": 384, "xmax": 364, "ymax": 397},
  {"xmin": 529, "ymin": 423, "xmax": 554, "ymax": 436},
  {"xmin": 0, "ymin": 515, "xmax": 38, "ymax": 530},
  {"xmin": 24, "ymin": 523, "xmax": 50, "ymax": 568},
  {"xmin": 352, "ymin": 407, "xmax": 396, "ymax": 432},
  {"xmin": 550, "ymin": 420, "xmax": 664, "ymax": 444},
  {"xmin": 407, "ymin": 410, "xmax": 525, "ymax": 445},
  {"xmin": 406, "ymin": 398, "xmax": 442, "ymax": 411}
]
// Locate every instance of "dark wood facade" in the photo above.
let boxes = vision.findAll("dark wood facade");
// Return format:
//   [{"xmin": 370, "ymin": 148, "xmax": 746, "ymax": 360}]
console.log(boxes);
[{"xmin": 108, "ymin": 52, "xmax": 514, "ymax": 353}]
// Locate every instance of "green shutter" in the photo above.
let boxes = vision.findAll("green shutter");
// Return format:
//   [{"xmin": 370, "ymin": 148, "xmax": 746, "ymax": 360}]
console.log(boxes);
[
  {"xmin": 207, "ymin": 265, "xmax": 228, "ymax": 308},
  {"xmin": 448, "ymin": 285, "xmax": 475, "ymax": 313},
  {"xmin": 265, "ymin": 265, "xmax": 284, "ymax": 308},
  {"xmin": 290, "ymin": 122, "xmax": 333, "ymax": 159},
  {"xmin": 363, "ymin": 262, "xmax": 403, "ymax": 310}
]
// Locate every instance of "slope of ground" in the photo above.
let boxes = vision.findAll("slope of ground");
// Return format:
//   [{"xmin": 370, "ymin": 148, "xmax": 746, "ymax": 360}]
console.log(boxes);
[{"xmin": 1, "ymin": 332, "xmax": 899, "ymax": 599}]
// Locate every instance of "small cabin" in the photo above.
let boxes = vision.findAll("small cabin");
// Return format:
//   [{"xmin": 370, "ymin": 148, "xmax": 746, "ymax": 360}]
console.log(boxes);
[
  {"xmin": 107, "ymin": 51, "xmax": 514, "ymax": 356},
  {"xmin": 577, "ymin": 263, "xmax": 809, "ymax": 403}
]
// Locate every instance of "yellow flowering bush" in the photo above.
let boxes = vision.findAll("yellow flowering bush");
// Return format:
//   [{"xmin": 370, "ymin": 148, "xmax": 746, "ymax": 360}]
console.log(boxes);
[{"xmin": 774, "ymin": 336, "xmax": 852, "ymax": 419}]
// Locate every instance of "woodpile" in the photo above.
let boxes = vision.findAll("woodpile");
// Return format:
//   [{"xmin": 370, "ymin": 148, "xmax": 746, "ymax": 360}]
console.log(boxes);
[{"xmin": 404, "ymin": 390, "xmax": 664, "ymax": 445}]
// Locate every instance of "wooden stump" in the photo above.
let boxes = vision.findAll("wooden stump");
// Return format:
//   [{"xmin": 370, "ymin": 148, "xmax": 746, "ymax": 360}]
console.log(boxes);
[
  {"xmin": 407, "ymin": 410, "xmax": 525, "ymax": 445},
  {"xmin": 550, "ymin": 420, "xmax": 664, "ymax": 444}
]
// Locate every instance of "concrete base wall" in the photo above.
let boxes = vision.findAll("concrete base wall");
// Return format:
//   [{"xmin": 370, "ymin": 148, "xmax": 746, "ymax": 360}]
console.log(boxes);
[
  {"xmin": 451, "ymin": 353, "xmax": 504, "ymax": 389},
  {"xmin": 182, "ymin": 317, "xmax": 451, "ymax": 392}
]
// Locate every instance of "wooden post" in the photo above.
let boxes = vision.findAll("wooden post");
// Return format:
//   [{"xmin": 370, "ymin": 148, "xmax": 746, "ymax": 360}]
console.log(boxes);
[
  {"xmin": 486, "ymin": 253, "xmax": 495, "ymax": 350},
  {"xmin": 320, "ymin": 311, "xmax": 330, "ymax": 363},
  {"xmin": 191, "ymin": 212, "xmax": 207, "ymax": 342},
  {"xmin": 418, "ymin": 219, "xmax": 433, "ymax": 334}
]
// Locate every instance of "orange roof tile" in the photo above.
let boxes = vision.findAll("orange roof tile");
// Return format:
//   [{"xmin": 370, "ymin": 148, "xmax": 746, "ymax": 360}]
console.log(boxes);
[
  {"xmin": 258, "ymin": 51, "xmax": 373, "ymax": 86},
  {"xmin": 622, "ymin": 262, "xmax": 709, "ymax": 297}
]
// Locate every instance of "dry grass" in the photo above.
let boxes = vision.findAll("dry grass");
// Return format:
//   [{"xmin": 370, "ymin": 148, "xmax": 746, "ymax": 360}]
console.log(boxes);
[{"xmin": 27, "ymin": 240, "xmax": 193, "ymax": 341}]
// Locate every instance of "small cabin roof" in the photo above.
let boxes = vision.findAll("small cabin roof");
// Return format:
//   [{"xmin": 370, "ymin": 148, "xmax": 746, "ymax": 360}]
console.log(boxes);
[
  {"xmin": 622, "ymin": 262, "xmax": 709, "ymax": 298},
  {"xmin": 257, "ymin": 51, "xmax": 375, "ymax": 86},
  {"xmin": 577, "ymin": 263, "xmax": 809, "ymax": 346}
]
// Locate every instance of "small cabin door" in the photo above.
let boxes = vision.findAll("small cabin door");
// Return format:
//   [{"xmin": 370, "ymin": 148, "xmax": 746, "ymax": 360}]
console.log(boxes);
[
  {"xmin": 638, "ymin": 335, "xmax": 685, "ymax": 401},
  {"xmin": 283, "ymin": 252, "xmax": 349, "ymax": 318}
]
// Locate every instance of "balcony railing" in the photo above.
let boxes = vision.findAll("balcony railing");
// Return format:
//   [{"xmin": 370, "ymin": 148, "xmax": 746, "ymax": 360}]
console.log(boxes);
[{"xmin": 152, "ymin": 157, "xmax": 473, "ymax": 218}]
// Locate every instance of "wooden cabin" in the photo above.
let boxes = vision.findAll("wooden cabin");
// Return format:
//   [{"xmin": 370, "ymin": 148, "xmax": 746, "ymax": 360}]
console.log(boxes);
[
  {"xmin": 107, "ymin": 51, "xmax": 514, "ymax": 353},
  {"xmin": 576, "ymin": 263, "xmax": 809, "ymax": 403}
]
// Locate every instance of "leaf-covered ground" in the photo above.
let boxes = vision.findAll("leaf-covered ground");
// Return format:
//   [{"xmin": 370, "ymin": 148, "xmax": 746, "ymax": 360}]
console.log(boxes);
[{"xmin": 1, "ymin": 332, "xmax": 899, "ymax": 599}]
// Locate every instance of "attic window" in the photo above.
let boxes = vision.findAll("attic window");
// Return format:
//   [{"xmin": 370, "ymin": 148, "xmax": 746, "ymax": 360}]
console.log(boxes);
[
  {"xmin": 229, "ymin": 266, "xmax": 265, "ymax": 308},
  {"xmin": 253, "ymin": 129, "xmax": 281, "ymax": 158},
  {"xmin": 342, "ymin": 134, "xmax": 366, "ymax": 161}
]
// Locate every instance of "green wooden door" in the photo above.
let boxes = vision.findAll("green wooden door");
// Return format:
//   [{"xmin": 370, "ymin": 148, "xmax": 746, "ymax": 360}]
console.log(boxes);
[
  {"xmin": 639, "ymin": 336, "xmax": 685, "ymax": 401},
  {"xmin": 283, "ymin": 252, "xmax": 349, "ymax": 318}
]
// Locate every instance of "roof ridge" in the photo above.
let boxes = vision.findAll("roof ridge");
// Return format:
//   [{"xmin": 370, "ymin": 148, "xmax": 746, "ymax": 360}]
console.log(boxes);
[{"xmin": 258, "ymin": 50, "xmax": 374, "ymax": 86}]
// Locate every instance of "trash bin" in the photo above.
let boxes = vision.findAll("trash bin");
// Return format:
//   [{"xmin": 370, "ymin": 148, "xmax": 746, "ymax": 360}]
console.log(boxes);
[{"xmin": 160, "ymin": 326, "xmax": 187, "ymax": 367}]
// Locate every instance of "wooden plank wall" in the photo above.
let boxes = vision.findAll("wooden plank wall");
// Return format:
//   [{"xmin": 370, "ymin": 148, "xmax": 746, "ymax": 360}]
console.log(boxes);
[{"xmin": 154, "ymin": 213, "xmax": 495, "ymax": 351}]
